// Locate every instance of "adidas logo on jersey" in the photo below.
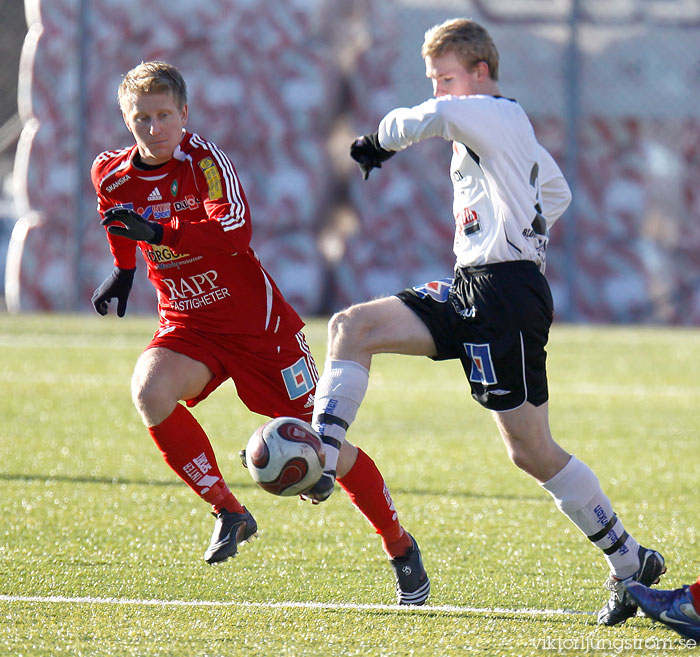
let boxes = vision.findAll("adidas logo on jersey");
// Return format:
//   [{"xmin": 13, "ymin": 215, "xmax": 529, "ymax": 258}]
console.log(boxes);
[{"xmin": 147, "ymin": 187, "xmax": 163, "ymax": 201}]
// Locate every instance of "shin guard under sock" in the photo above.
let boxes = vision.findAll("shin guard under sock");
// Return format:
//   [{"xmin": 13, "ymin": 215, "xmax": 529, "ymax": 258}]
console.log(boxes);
[
  {"xmin": 542, "ymin": 455, "xmax": 640, "ymax": 578},
  {"xmin": 148, "ymin": 404, "xmax": 243, "ymax": 514},
  {"xmin": 312, "ymin": 359, "xmax": 369, "ymax": 479},
  {"xmin": 337, "ymin": 448, "xmax": 410, "ymax": 558}
]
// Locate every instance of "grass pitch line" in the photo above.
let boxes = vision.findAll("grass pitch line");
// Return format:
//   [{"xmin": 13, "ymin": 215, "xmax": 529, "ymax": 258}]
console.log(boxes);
[{"xmin": 0, "ymin": 594, "xmax": 594, "ymax": 617}]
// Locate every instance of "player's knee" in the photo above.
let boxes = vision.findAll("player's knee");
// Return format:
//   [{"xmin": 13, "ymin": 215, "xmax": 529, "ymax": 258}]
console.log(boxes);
[
  {"xmin": 131, "ymin": 377, "xmax": 151, "ymax": 417},
  {"xmin": 328, "ymin": 307, "xmax": 362, "ymax": 350},
  {"xmin": 328, "ymin": 304, "xmax": 378, "ymax": 351},
  {"xmin": 504, "ymin": 435, "xmax": 542, "ymax": 475},
  {"xmin": 508, "ymin": 448, "xmax": 535, "ymax": 474},
  {"xmin": 505, "ymin": 432, "xmax": 570, "ymax": 482},
  {"xmin": 131, "ymin": 374, "xmax": 169, "ymax": 425}
]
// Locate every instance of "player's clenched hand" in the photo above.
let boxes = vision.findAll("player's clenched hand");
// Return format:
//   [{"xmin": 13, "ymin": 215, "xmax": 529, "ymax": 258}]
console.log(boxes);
[
  {"xmin": 91, "ymin": 267, "xmax": 136, "ymax": 317},
  {"xmin": 299, "ymin": 472, "xmax": 336, "ymax": 505},
  {"xmin": 350, "ymin": 132, "xmax": 396, "ymax": 180},
  {"xmin": 102, "ymin": 207, "xmax": 163, "ymax": 244}
]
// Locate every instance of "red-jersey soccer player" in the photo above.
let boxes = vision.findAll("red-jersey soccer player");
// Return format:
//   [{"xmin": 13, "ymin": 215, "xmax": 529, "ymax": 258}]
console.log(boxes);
[{"xmin": 91, "ymin": 62, "xmax": 421, "ymax": 602}]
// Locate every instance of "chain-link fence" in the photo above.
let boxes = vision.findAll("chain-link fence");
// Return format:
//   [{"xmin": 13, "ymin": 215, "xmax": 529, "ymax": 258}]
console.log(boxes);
[{"xmin": 4, "ymin": 0, "xmax": 700, "ymax": 323}]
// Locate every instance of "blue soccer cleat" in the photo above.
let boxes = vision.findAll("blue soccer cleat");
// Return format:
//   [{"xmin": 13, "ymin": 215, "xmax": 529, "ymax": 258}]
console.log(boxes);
[{"xmin": 624, "ymin": 581, "xmax": 700, "ymax": 641}]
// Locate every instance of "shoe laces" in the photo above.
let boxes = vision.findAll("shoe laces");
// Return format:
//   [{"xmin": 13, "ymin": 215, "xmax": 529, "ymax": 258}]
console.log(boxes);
[{"xmin": 604, "ymin": 576, "xmax": 630, "ymax": 604}]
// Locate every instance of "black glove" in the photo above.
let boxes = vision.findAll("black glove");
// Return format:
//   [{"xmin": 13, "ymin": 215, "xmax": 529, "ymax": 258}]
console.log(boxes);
[
  {"xmin": 91, "ymin": 267, "xmax": 136, "ymax": 317},
  {"xmin": 102, "ymin": 207, "xmax": 163, "ymax": 244},
  {"xmin": 350, "ymin": 132, "xmax": 396, "ymax": 180}
]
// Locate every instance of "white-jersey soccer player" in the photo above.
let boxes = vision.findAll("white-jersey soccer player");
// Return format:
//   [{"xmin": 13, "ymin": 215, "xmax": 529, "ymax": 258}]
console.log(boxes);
[{"xmin": 303, "ymin": 18, "xmax": 666, "ymax": 622}]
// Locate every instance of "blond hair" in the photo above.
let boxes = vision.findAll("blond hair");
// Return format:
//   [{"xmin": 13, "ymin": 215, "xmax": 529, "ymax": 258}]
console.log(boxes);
[
  {"xmin": 118, "ymin": 61, "xmax": 188, "ymax": 112},
  {"xmin": 422, "ymin": 19, "xmax": 499, "ymax": 81}
]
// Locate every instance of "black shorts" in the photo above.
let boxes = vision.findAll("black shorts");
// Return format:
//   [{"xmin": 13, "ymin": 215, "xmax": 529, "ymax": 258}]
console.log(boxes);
[{"xmin": 395, "ymin": 261, "xmax": 554, "ymax": 411}]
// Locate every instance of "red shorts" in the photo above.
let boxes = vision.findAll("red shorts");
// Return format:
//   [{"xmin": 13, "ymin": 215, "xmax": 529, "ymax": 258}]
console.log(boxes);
[{"xmin": 146, "ymin": 324, "xmax": 318, "ymax": 421}]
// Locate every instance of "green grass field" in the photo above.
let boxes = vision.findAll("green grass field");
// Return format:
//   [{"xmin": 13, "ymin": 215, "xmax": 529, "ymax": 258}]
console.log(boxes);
[{"xmin": 0, "ymin": 314, "xmax": 698, "ymax": 656}]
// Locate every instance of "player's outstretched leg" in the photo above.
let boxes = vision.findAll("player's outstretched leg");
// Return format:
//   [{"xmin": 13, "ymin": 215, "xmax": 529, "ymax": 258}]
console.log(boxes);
[
  {"xmin": 337, "ymin": 448, "xmax": 430, "ymax": 606},
  {"xmin": 540, "ymin": 455, "xmax": 666, "ymax": 625},
  {"xmin": 623, "ymin": 580, "xmax": 700, "ymax": 641},
  {"xmin": 311, "ymin": 349, "xmax": 432, "ymax": 604},
  {"xmin": 205, "ymin": 507, "xmax": 258, "ymax": 565},
  {"xmin": 597, "ymin": 546, "xmax": 666, "ymax": 626},
  {"xmin": 147, "ymin": 404, "xmax": 256, "ymax": 563}
]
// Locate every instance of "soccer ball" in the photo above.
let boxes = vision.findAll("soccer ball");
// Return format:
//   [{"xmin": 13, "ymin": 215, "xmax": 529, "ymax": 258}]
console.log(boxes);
[{"xmin": 245, "ymin": 417, "xmax": 325, "ymax": 496}]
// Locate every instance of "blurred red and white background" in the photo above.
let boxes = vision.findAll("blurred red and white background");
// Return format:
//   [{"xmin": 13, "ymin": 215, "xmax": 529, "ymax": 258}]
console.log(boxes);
[{"xmin": 1, "ymin": 0, "xmax": 699, "ymax": 323}]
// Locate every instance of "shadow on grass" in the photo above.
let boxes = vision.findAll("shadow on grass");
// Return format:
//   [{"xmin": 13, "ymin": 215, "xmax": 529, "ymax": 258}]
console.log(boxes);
[
  {"xmin": 326, "ymin": 607, "xmax": 594, "ymax": 623},
  {"xmin": 0, "ymin": 472, "xmax": 545, "ymax": 501}
]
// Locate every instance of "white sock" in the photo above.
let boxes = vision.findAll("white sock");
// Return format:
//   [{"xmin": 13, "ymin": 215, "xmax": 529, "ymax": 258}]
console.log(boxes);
[
  {"xmin": 311, "ymin": 359, "xmax": 369, "ymax": 477},
  {"xmin": 541, "ymin": 456, "xmax": 640, "ymax": 579}
]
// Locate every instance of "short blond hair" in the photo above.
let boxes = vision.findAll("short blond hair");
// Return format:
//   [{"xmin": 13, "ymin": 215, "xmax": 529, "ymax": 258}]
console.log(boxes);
[
  {"xmin": 422, "ymin": 18, "xmax": 499, "ymax": 81},
  {"xmin": 118, "ymin": 61, "xmax": 187, "ymax": 112}
]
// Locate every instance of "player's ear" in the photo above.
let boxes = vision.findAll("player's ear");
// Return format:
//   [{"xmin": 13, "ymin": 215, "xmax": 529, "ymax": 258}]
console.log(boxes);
[
  {"xmin": 122, "ymin": 112, "xmax": 134, "ymax": 135},
  {"xmin": 474, "ymin": 60, "xmax": 490, "ymax": 80},
  {"xmin": 180, "ymin": 104, "xmax": 188, "ymax": 126}
]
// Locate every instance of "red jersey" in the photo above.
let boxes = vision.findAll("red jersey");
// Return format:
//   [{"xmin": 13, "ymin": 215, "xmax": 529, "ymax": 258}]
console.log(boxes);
[{"xmin": 91, "ymin": 131, "xmax": 303, "ymax": 337}]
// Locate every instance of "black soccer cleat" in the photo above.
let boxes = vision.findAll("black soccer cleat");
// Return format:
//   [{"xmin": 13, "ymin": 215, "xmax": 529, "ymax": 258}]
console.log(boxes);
[
  {"xmin": 204, "ymin": 506, "xmax": 258, "ymax": 565},
  {"xmin": 389, "ymin": 533, "xmax": 431, "ymax": 605},
  {"xmin": 300, "ymin": 471, "xmax": 336, "ymax": 504},
  {"xmin": 597, "ymin": 545, "xmax": 666, "ymax": 625}
]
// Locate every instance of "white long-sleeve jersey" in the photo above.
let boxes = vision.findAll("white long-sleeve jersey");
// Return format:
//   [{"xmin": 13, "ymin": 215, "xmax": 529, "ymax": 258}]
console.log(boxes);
[{"xmin": 378, "ymin": 95, "xmax": 571, "ymax": 272}]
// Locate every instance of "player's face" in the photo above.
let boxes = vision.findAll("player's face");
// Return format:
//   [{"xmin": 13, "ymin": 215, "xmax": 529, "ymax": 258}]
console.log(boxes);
[
  {"xmin": 425, "ymin": 51, "xmax": 486, "ymax": 98},
  {"xmin": 123, "ymin": 92, "xmax": 188, "ymax": 165}
]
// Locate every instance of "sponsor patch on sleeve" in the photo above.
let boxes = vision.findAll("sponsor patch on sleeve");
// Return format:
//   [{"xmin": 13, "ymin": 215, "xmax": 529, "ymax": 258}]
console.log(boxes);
[{"xmin": 198, "ymin": 157, "xmax": 223, "ymax": 200}]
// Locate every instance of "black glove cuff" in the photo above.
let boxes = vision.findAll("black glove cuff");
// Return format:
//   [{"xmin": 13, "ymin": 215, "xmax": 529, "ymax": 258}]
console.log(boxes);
[
  {"xmin": 116, "ymin": 266, "xmax": 137, "ymax": 281},
  {"xmin": 366, "ymin": 132, "xmax": 395, "ymax": 160}
]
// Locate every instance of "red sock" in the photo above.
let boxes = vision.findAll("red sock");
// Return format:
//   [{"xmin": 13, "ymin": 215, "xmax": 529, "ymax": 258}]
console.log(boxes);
[
  {"xmin": 690, "ymin": 577, "xmax": 700, "ymax": 614},
  {"xmin": 337, "ymin": 448, "xmax": 411, "ymax": 558},
  {"xmin": 148, "ymin": 404, "xmax": 243, "ymax": 514}
]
